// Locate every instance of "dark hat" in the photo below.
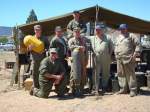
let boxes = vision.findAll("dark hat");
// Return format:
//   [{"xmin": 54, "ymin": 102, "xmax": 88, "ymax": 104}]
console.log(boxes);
[
  {"xmin": 49, "ymin": 48, "xmax": 58, "ymax": 54},
  {"xmin": 34, "ymin": 25, "xmax": 41, "ymax": 30},
  {"xmin": 73, "ymin": 10, "xmax": 80, "ymax": 14},
  {"xmin": 73, "ymin": 27, "xmax": 80, "ymax": 31},
  {"xmin": 119, "ymin": 24, "xmax": 128, "ymax": 30},
  {"xmin": 55, "ymin": 26, "xmax": 62, "ymax": 31}
]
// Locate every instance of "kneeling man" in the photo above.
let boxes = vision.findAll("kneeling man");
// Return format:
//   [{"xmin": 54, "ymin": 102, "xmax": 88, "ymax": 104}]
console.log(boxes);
[{"xmin": 34, "ymin": 48, "xmax": 68, "ymax": 98}]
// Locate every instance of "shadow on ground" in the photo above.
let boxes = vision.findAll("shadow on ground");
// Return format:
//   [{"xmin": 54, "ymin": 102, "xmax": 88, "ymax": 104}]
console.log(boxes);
[{"xmin": 139, "ymin": 89, "xmax": 150, "ymax": 96}]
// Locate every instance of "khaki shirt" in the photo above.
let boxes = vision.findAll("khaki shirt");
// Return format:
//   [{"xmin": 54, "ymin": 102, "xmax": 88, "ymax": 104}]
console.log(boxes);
[
  {"xmin": 68, "ymin": 36, "xmax": 88, "ymax": 52},
  {"xmin": 114, "ymin": 33, "xmax": 141, "ymax": 63},
  {"xmin": 39, "ymin": 57, "xmax": 65, "ymax": 82},
  {"xmin": 90, "ymin": 35, "xmax": 113, "ymax": 59}
]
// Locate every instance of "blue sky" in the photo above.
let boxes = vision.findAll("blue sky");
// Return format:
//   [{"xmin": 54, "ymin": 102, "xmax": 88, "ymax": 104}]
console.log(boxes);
[{"xmin": 0, "ymin": 0, "xmax": 150, "ymax": 27}]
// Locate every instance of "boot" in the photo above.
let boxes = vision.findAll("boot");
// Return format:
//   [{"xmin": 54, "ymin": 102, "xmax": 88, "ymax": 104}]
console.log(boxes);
[
  {"xmin": 130, "ymin": 90, "xmax": 137, "ymax": 97},
  {"xmin": 117, "ymin": 89, "xmax": 128, "ymax": 94}
]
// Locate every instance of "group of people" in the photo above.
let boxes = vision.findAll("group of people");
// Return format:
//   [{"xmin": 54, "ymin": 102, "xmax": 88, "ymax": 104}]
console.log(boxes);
[{"xmin": 28, "ymin": 10, "xmax": 141, "ymax": 98}]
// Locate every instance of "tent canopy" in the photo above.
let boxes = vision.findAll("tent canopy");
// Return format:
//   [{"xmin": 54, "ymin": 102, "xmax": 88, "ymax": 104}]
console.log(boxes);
[{"xmin": 19, "ymin": 5, "xmax": 150, "ymax": 35}]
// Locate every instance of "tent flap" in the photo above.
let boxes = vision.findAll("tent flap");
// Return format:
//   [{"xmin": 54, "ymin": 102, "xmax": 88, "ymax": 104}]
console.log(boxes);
[{"xmin": 19, "ymin": 6, "xmax": 150, "ymax": 35}]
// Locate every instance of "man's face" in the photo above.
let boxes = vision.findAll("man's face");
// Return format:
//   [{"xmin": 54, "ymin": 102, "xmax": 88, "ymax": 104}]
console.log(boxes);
[
  {"xmin": 73, "ymin": 13, "xmax": 80, "ymax": 20},
  {"xmin": 73, "ymin": 30, "xmax": 80, "ymax": 38},
  {"xmin": 34, "ymin": 28, "xmax": 42, "ymax": 38},
  {"xmin": 121, "ymin": 28, "xmax": 128, "ymax": 34},
  {"xmin": 55, "ymin": 30, "xmax": 62, "ymax": 37},
  {"xmin": 95, "ymin": 29, "xmax": 103, "ymax": 36},
  {"xmin": 50, "ymin": 52, "xmax": 58, "ymax": 61}
]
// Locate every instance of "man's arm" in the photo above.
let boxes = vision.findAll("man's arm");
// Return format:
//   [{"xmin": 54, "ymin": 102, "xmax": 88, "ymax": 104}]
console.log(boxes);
[
  {"xmin": 44, "ymin": 72, "xmax": 64, "ymax": 85},
  {"xmin": 68, "ymin": 39, "xmax": 80, "ymax": 51},
  {"xmin": 44, "ymin": 60, "xmax": 65, "ymax": 84},
  {"xmin": 44, "ymin": 73, "xmax": 63, "ymax": 80},
  {"xmin": 131, "ymin": 34, "xmax": 142, "ymax": 59},
  {"xmin": 67, "ymin": 21, "xmax": 73, "ymax": 35},
  {"xmin": 67, "ymin": 29, "xmax": 73, "ymax": 35},
  {"xmin": 107, "ymin": 35, "xmax": 114, "ymax": 55}
]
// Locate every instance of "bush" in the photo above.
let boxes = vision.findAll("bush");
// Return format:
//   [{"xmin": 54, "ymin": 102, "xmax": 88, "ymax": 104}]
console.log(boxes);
[{"xmin": 0, "ymin": 36, "xmax": 8, "ymax": 43}]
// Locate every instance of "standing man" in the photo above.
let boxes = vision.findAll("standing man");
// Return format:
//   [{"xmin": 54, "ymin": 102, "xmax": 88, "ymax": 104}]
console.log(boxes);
[
  {"xmin": 68, "ymin": 27, "xmax": 88, "ymax": 96},
  {"xmin": 115, "ymin": 24, "xmax": 141, "ymax": 97},
  {"xmin": 34, "ymin": 48, "xmax": 68, "ymax": 98},
  {"xmin": 50, "ymin": 26, "xmax": 69, "ymax": 83},
  {"xmin": 90, "ymin": 24, "xmax": 113, "ymax": 95},
  {"xmin": 29, "ymin": 25, "xmax": 49, "ymax": 92},
  {"xmin": 67, "ymin": 10, "xmax": 87, "ymax": 38}
]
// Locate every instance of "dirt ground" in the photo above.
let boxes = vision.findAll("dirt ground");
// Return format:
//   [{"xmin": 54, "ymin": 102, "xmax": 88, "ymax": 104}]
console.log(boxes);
[{"xmin": 0, "ymin": 51, "xmax": 150, "ymax": 112}]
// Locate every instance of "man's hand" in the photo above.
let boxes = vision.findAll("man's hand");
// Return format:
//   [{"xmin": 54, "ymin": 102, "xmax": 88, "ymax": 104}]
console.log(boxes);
[
  {"xmin": 133, "ymin": 52, "xmax": 140, "ymax": 59},
  {"xmin": 28, "ymin": 44, "xmax": 35, "ymax": 51},
  {"xmin": 54, "ymin": 75, "xmax": 63, "ymax": 85},
  {"xmin": 79, "ymin": 46, "xmax": 85, "ymax": 52},
  {"xmin": 132, "ymin": 52, "xmax": 140, "ymax": 62}
]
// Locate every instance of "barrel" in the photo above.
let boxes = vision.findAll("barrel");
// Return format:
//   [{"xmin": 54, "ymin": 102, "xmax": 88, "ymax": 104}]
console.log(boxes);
[
  {"xmin": 23, "ymin": 35, "xmax": 44, "ymax": 53},
  {"xmin": 71, "ymin": 48, "xmax": 81, "ymax": 79}
]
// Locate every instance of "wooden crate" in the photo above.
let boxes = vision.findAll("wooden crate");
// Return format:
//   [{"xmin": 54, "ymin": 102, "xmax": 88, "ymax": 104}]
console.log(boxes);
[{"xmin": 5, "ymin": 62, "xmax": 15, "ymax": 69}]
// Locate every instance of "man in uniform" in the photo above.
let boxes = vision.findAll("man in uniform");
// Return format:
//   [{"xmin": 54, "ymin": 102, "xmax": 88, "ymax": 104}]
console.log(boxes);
[
  {"xmin": 29, "ymin": 25, "xmax": 49, "ymax": 92},
  {"xmin": 67, "ymin": 10, "xmax": 87, "ymax": 38},
  {"xmin": 68, "ymin": 27, "xmax": 88, "ymax": 96},
  {"xmin": 114, "ymin": 24, "xmax": 141, "ymax": 97},
  {"xmin": 90, "ymin": 24, "xmax": 113, "ymax": 95},
  {"xmin": 50, "ymin": 26, "xmax": 70, "ymax": 84},
  {"xmin": 34, "ymin": 48, "xmax": 68, "ymax": 98}
]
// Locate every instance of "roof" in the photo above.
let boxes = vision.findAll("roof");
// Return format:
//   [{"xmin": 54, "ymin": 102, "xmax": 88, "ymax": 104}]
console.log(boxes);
[{"xmin": 19, "ymin": 5, "xmax": 150, "ymax": 35}]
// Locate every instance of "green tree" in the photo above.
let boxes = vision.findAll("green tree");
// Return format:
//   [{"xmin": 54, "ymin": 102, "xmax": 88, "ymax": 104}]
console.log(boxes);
[
  {"xmin": 26, "ymin": 9, "xmax": 38, "ymax": 24},
  {"xmin": 0, "ymin": 36, "xmax": 8, "ymax": 43}
]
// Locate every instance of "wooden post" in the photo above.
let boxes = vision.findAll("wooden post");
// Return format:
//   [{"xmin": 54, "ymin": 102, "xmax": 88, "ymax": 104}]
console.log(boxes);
[{"xmin": 10, "ymin": 26, "xmax": 21, "ymax": 89}]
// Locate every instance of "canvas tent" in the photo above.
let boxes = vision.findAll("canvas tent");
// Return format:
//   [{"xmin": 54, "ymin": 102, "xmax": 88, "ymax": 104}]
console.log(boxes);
[{"xmin": 19, "ymin": 5, "xmax": 150, "ymax": 35}]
